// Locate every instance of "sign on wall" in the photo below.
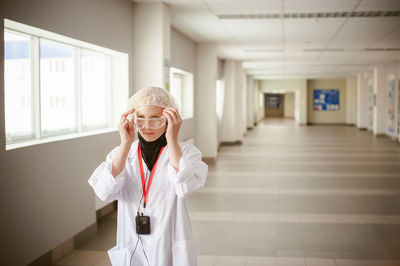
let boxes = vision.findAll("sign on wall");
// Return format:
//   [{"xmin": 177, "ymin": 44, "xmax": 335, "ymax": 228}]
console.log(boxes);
[
  {"xmin": 387, "ymin": 79, "xmax": 395, "ymax": 134},
  {"xmin": 313, "ymin": 89, "xmax": 339, "ymax": 111},
  {"xmin": 368, "ymin": 81, "xmax": 374, "ymax": 129},
  {"xmin": 398, "ymin": 81, "xmax": 400, "ymax": 137},
  {"xmin": 164, "ymin": 58, "xmax": 170, "ymax": 91}
]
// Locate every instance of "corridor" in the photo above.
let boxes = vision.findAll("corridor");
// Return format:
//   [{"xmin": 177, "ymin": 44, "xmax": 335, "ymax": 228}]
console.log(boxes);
[{"xmin": 56, "ymin": 119, "xmax": 400, "ymax": 266}]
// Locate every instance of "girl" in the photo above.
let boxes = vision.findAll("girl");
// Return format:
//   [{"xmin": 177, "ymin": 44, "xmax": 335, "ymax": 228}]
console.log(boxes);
[{"xmin": 88, "ymin": 87, "xmax": 208, "ymax": 266}]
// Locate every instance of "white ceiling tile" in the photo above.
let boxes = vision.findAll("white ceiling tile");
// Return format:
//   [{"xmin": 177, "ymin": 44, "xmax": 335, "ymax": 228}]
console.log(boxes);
[
  {"xmin": 330, "ymin": 17, "xmax": 400, "ymax": 49},
  {"xmin": 207, "ymin": 0, "xmax": 282, "ymax": 14},
  {"xmin": 369, "ymin": 28, "xmax": 400, "ymax": 49},
  {"xmin": 220, "ymin": 19, "xmax": 283, "ymax": 46},
  {"xmin": 357, "ymin": 0, "xmax": 400, "ymax": 11},
  {"xmin": 285, "ymin": 18, "xmax": 345, "ymax": 49}
]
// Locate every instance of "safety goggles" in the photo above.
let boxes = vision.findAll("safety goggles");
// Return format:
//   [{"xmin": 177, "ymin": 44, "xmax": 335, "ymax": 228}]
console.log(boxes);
[{"xmin": 134, "ymin": 116, "xmax": 166, "ymax": 130}]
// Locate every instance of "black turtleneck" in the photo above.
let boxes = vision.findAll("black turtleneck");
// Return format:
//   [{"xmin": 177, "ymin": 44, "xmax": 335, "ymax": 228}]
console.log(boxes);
[{"xmin": 138, "ymin": 132, "xmax": 167, "ymax": 171}]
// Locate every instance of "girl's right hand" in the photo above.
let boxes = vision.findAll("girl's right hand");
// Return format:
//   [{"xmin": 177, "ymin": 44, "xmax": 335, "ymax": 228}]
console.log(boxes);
[{"xmin": 118, "ymin": 108, "xmax": 135, "ymax": 145}]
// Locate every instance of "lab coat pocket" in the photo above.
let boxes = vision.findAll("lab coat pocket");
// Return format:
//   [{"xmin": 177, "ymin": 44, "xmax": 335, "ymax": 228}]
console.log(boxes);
[
  {"xmin": 172, "ymin": 239, "xmax": 197, "ymax": 266},
  {"xmin": 108, "ymin": 244, "xmax": 146, "ymax": 266}
]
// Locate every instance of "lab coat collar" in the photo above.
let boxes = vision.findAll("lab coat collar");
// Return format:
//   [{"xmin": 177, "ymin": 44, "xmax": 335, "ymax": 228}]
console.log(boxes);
[{"xmin": 127, "ymin": 140, "xmax": 139, "ymax": 159}]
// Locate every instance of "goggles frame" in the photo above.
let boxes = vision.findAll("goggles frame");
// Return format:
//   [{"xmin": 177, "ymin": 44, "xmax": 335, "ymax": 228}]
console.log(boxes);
[{"xmin": 132, "ymin": 115, "xmax": 167, "ymax": 130}]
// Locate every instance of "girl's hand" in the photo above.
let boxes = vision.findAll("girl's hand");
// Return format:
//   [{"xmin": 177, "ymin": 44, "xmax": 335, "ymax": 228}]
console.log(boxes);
[
  {"xmin": 118, "ymin": 108, "xmax": 135, "ymax": 145},
  {"xmin": 163, "ymin": 108, "xmax": 182, "ymax": 144}
]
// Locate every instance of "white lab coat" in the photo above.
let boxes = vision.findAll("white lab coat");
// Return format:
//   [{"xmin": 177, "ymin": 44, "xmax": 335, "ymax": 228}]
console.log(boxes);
[{"xmin": 88, "ymin": 140, "xmax": 208, "ymax": 266}]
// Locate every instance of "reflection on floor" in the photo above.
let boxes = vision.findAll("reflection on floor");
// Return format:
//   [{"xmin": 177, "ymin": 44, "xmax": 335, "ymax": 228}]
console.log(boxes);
[{"xmin": 55, "ymin": 118, "xmax": 400, "ymax": 266}]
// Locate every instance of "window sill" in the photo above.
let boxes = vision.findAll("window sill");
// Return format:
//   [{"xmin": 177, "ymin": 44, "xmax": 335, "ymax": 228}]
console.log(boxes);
[{"xmin": 6, "ymin": 127, "xmax": 117, "ymax": 151}]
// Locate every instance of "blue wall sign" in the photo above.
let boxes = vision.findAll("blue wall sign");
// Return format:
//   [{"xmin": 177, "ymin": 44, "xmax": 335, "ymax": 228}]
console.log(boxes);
[{"xmin": 313, "ymin": 89, "xmax": 340, "ymax": 111}]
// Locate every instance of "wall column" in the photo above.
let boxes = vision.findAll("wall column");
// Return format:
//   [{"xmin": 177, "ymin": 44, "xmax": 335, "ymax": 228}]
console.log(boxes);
[
  {"xmin": 236, "ymin": 61, "xmax": 246, "ymax": 139},
  {"xmin": 346, "ymin": 77, "xmax": 357, "ymax": 125},
  {"xmin": 357, "ymin": 73, "xmax": 369, "ymax": 129},
  {"xmin": 195, "ymin": 44, "xmax": 218, "ymax": 159},
  {"xmin": 373, "ymin": 66, "xmax": 387, "ymax": 135},
  {"xmin": 133, "ymin": 2, "xmax": 170, "ymax": 92},
  {"xmin": 246, "ymin": 75, "xmax": 254, "ymax": 129},
  {"xmin": 298, "ymin": 79, "xmax": 307, "ymax": 125}
]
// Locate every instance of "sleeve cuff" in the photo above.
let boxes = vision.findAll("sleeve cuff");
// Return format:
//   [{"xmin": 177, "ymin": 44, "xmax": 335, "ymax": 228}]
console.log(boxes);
[
  {"xmin": 168, "ymin": 154, "xmax": 193, "ymax": 184},
  {"xmin": 102, "ymin": 158, "xmax": 125, "ymax": 189}
]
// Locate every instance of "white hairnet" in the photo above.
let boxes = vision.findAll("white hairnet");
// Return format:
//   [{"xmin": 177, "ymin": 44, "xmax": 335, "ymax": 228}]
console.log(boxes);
[{"xmin": 127, "ymin": 86, "xmax": 178, "ymax": 110}]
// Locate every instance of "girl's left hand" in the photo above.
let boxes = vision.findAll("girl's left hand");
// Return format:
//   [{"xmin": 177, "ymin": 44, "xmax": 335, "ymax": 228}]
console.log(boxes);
[{"xmin": 163, "ymin": 107, "xmax": 182, "ymax": 143}]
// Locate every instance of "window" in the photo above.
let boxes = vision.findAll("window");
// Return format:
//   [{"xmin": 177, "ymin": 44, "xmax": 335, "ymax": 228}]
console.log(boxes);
[
  {"xmin": 40, "ymin": 39, "xmax": 76, "ymax": 135},
  {"xmin": 169, "ymin": 67, "xmax": 193, "ymax": 119},
  {"xmin": 81, "ymin": 50, "xmax": 110, "ymax": 130},
  {"xmin": 216, "ymin": 79, "xmax": 224, "ymax": 120},
  {"xmin": 4, "ymin": 30, "xmax": 33, "ymax": 142},
  {"xmin": 4, "ymin": 19, "xmax": 128, "ymax": 150}
]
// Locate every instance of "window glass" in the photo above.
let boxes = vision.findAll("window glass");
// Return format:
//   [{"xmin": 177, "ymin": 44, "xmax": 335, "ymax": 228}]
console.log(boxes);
[
  {"xmin": 40, "ymin": 39, "xmax": 75, "ymax": 135},
  {"xmin": 216, "ymin": 80, "xmax": 224, "ymax": 120},
  {"xmin": 4, "ymin": 30, "xmax": 33, "ymax": 141},
  {"xmin": 171, "ymin": 73, "xmax": 183, "ymax": 114},
  {"xmin": 81, "ymin": 49, "xmax": 108, "ymax": 129},
  {"xmin": 170, "ymin": 68, "xmax": 194, "ymax": 119}
]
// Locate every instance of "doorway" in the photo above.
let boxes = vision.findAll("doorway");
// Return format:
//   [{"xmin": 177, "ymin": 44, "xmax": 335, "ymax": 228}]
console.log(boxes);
[{"xmin": 265, "ymin": 93, "xmax": 284, "ymax": 117}]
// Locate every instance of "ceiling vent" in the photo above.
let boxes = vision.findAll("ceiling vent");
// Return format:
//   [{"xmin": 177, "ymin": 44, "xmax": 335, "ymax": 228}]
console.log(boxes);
[{"xmin": 218, "ymin": 10, "xmax": 400, "ymax": 19}]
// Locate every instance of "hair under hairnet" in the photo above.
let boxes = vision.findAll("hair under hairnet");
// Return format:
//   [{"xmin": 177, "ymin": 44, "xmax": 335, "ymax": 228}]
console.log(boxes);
[{"xmin": 127, "ymin": 86, "xmax": 178, "ymax": 110}]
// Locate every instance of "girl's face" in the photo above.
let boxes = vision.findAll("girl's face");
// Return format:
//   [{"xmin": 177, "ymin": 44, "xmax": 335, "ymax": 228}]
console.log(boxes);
[{"xmin": 134, "ymin": 105, "xmax": 167, "ymax": 142}]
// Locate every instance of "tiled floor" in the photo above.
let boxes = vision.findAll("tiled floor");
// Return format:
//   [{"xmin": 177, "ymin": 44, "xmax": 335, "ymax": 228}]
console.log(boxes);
[{"xmin": 55, "ymin": 118, "xmax": 400, "ymax": 266}]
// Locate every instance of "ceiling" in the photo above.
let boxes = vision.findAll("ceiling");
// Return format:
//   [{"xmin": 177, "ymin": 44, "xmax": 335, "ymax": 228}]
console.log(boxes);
[{"xmin": 135, "ymin": 0, "xmax": 400, "ymax": 80}]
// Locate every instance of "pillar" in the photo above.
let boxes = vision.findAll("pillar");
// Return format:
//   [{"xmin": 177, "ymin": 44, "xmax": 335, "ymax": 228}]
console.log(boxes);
[
  {"xmin": 195, "ymin": 44, "xmax": 218, "ymax": 158},
  {"xmin": 373, "ymin": 66, "xmax": 387, "ymax": 135},
  {"xmin": 133, "ymin": 2, "xmax": 170, "ymax": 92}
]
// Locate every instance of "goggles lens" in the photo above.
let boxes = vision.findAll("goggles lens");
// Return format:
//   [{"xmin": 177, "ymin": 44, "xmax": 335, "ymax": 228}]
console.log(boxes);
[{"xmin": 134, "ymin": 116, "xmax": 166, "ymax": 129}]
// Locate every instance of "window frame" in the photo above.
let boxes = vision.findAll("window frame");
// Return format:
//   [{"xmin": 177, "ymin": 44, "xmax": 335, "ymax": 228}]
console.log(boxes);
[
  {"xmin": 4, "ymin": 19, "xmax": 128, "ymax": 150},
  {"xmin": 169, "ymin": 67, "xmax": 194, "ymax": 120}
]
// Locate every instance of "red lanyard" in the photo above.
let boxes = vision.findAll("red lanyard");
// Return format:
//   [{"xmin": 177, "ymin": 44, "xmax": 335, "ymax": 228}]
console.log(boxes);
[{"xmin": 138, "ymin": 145, "xmax": 165, "ymax": 208}]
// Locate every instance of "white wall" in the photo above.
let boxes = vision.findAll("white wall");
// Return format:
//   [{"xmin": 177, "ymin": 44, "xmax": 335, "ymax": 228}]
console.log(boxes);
[
  {"xmin": 284, "ymin": 93, "xmax": 295, "ymax": 118},
  {"xmin": 170, "ymin": 27, "xmax": 196, "ymax": 142},
  {"xmin": 346, "ymin": 77, "xmax": 357, "ymax": 125},
  {"xmin": 1, "ymin": 0, "xmax": 134, "ymax": 265}
]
